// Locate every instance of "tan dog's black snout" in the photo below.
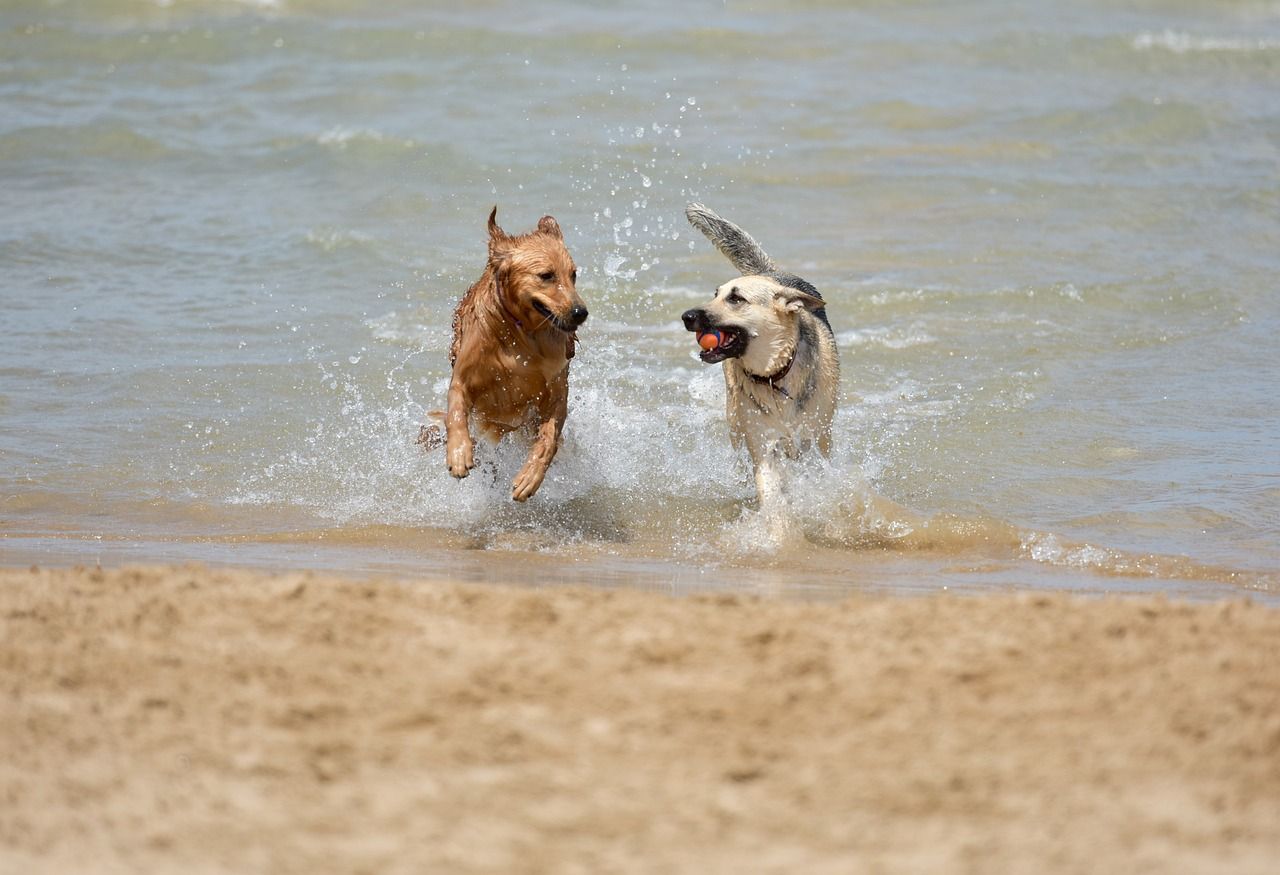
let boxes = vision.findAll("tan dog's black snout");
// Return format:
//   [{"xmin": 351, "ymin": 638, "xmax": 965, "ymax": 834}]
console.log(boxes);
[{"xmin": 681, "ymin": 309, "xmax": 707, "ymax": 332}]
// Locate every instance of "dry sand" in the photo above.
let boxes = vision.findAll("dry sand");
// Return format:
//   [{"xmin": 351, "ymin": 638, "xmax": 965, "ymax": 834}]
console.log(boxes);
[{"xmin": 2, "ymin": 564, "xmax": 1279, "ymax": 874}]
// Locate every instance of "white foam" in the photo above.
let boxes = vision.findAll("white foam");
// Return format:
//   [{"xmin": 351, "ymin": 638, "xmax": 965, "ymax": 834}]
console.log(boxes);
[
  {"xmin": 1132, "ymin": 30, "xmax": 1280, "ymax": 54},
  {"xmin": 1021, "ymin": 531, "xmax": 1126, "ymax": 573},
  {"xmin": 643, "ymin": 283, "xmax": 710, "ymax": 302},
  {"xmin": 365, "ymin": 311, "xmax": 447, "ymax": 349},
  {"xmin": 304, "ymin": 228, "xmax": 374, "ymax": 252},
  {"xmin": 837, "ymin": 324, "xmax": 936, "ymax": 349},
  {"xmin": 154, "ymin": 0, "xmax": 284, "ymax": 10},
  {"xmin": 315, "ymin": 127, "xmax": 415, "ymax": 149}
]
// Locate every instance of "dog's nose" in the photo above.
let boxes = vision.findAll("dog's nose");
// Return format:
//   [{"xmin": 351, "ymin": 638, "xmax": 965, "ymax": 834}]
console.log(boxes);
[
  {"xmin": 681, "ymin": 309, "xmax": 703, "ymax": 331},
  {"xmin": 570, "ymin": 305, "xmax": 589, "ymax": 327}
]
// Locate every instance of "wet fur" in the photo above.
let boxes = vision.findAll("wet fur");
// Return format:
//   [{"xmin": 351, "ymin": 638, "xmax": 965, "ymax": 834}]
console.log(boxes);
[
  {"xmin": 683, "ymin": 204, "xmax": 840, "ymax": 505},
  {"xmin": 427, "ymin": 207, "xmax": 587, "ymax": 501}
]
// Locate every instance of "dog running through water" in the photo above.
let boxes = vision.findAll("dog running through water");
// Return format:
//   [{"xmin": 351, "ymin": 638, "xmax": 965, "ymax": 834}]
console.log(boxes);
[
  {"xmin": 419, "ymin": 207, "xmax": 588, "ymax": 501},
  {"xmin": 681, "ymin": 203, "xmax": 839, "ymax": 505}
]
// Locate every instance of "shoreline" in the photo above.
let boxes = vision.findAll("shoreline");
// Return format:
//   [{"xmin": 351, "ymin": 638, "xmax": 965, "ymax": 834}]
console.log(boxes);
[
  {"xmin": 3, "ymin": 524, "xmax": 1276, "ymax": 605},
  {"xmin": 3, "ymin": 563, "xmax": 1279, "ymax": 873}
]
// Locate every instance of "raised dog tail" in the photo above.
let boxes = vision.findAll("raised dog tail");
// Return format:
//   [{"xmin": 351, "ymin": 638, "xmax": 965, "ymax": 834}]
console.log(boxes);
[{"xmin": 685, "ymin": 203, "xmax": 777, "ymax": 276}]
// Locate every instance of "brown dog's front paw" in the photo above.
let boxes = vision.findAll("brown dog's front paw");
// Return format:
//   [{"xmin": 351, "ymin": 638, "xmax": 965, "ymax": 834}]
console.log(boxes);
[
  {"xmin": 511, "ymin": 463, "xmax": 547, "ymax": 502},
  {"xmin": 446, "ymin": 437, "xmax": 474, "ymax": 478}
]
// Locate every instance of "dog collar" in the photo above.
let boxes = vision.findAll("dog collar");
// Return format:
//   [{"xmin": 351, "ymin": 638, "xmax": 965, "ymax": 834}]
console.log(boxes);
[{"xmin": 748, "ymin": 351, "xmax": 795, "ymax": 398}]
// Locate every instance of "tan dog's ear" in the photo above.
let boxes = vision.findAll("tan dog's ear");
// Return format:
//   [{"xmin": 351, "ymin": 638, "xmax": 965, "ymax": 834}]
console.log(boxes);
[
  {"xmin": 536, "ymin": 215, "xmax": 563, "ymax": 239},
  {"xmin": 777, "ymin": 288, "xmax": 825, "ymax": 314}
]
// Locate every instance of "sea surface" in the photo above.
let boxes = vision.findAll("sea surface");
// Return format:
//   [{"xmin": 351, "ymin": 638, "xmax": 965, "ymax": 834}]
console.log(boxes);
[{"xmin": 2, "ymin": 0, "xmax": 1278, "ymax": 600}]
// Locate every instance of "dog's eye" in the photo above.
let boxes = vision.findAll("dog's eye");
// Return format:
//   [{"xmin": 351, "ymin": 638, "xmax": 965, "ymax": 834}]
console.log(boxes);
[
  {"xmin": 725, "ymin": 290, "xmax": 745, "ymax": 305},
  {"xmin": 538, "ymin": 271, "xmax": 555, "ymax": 282},
  {"xmin": 570, "ymin": 269, "xmax": 577, "ymax": 283}
]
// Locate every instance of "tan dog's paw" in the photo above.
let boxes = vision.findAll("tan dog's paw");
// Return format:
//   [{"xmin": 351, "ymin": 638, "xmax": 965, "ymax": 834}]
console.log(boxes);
[
  {"xmin": 510, "ymin": 461, "xmax": 547, "ymax": 502},
  {"xmin": 446, "ymin": 435, "xmax": 475, "ymax": 478}
]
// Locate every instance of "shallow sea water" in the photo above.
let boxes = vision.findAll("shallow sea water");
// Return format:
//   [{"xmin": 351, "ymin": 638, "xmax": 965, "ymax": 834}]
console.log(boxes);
[{"xmin": 2, "ymin": 0, "xmax": 1278, "ymax": 600}]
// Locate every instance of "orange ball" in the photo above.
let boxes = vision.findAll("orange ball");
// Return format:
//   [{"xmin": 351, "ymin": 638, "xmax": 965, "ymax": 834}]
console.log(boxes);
[{"xmin": 698, "ymin": 330, "xmax": 721, "ymax": 351}]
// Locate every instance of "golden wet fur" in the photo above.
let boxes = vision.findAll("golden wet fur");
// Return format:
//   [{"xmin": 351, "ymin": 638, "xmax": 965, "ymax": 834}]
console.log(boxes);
[{"xmin": 424, "ymin": 207, "xmax": 587, "ymax": 502}]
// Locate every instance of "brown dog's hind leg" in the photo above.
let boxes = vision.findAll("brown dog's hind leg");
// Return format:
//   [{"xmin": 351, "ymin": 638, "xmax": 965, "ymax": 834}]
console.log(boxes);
[
  {"xmin": 417, "ymin": 410, "xmax": 446, "ymax": 452},
  {"xmin": 417, "ymin": 424, "xmax": 444, "ymax": 451}
]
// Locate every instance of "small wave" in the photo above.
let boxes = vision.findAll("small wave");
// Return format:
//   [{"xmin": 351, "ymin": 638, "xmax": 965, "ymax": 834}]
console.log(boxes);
[
  {"xmin": 315, "ymin": 126, "xmax": 416, "ymax": 150},
  {"xmin": 365, "ymin": 311, "xmax": 449, "ymax": 350},
  {"xmin": 837, "ymin": 325, "xmax": 935, "ymax": 350},
  {"xmin": 0, "ymin": 123, "xmax": 173, "ymax": 163},
  {"xmin": 644, "ymin": 284, "xmax": 709, "ymax": 302},
  {"xmin": 1019, "ymin": 531, "xmax": 1276, "ymax": 591},
  {"xmin": 303, "ymin": 228, "xmax": 375, "ymax": 252},
  {"xmin": 153, "ymin": 0, "xmax": 284, "ymax": 10},
  {"xmin": 726, "ymin": 474, "xmax": 1279, "ymax": 593},
  {"xmin": 1132, "ymin": 30, "xmax": 1280, "ymax": 54},
  {"xmin": 858, "ymin": 99, "xmax": 974, "ymax": 132}
]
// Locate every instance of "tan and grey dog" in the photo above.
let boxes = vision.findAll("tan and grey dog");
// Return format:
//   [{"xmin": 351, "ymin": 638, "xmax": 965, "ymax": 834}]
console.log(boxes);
[{"xmin": 681, "ymin": 203, "xmax": 839, "ymax": 504}]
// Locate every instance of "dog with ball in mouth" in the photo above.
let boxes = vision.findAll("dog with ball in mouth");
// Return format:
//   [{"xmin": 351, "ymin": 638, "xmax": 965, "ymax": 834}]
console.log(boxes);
[{"xmin": 681, "ymin": 203, "xmax": 840, "ymax": 506}]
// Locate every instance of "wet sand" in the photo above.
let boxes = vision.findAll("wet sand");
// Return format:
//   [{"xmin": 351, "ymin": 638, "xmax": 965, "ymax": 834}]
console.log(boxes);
[{"xmin": 3, "ymin": 564, "xmax": 1279, "ymax": 874}]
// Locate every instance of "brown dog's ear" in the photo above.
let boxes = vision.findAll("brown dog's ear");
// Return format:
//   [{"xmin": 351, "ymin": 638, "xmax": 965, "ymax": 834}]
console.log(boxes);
[
  {"xmin": 537, "ymin": 215, "xmax": 563, "ymax": 239},
  {"xmin": 777, "ymin": 288, "xmax": 825, "ymax": 314},
  {"xmin": 492, "ymin": 254, "xmax": 511, "ymax": 298},
  {"xmin": 486, "ymin": 207, "xmax": 512, "ymax": 258}
]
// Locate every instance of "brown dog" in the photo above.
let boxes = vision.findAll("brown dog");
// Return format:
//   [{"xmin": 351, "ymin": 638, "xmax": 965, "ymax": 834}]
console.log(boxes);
[{"xmin": 424, "ymin": 207, "xmax": 588, "ymax": 501}]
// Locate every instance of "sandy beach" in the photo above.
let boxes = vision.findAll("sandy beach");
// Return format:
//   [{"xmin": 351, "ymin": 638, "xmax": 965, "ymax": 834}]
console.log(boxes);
[{"xmin": 2, "ymin": 564, "xmax": 1278, "ymax": 873}]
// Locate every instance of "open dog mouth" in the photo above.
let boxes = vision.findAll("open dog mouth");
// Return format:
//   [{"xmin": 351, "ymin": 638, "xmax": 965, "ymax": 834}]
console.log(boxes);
[
  {"xmin": 695, "ymin": 326, "xmax": 747, "ymax": 363},
  {"xmin": 532, "ymin": 299, "xmax": 573, "ymax": 333}
]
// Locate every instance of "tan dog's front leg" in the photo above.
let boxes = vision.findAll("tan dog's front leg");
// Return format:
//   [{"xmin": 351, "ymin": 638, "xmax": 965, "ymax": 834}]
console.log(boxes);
[
  {"xmin": 511, "ymin": 416, "xmax": 561, "ymax": 502},
  {"xmin": 445, "ymin": 380, "xmax": 475, "ymax": 479},
  {"xmin": 753, "ymin": 452, "xmax": 786, "ymax": 510}
]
